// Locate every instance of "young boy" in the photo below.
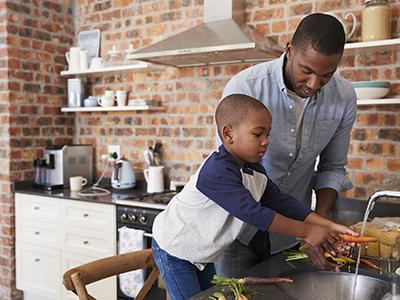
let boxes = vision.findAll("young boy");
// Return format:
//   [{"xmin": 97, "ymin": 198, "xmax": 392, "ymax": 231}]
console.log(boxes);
[{"xmin": 151, "ymin": 94, "xmax": 356, "ymax": 300}]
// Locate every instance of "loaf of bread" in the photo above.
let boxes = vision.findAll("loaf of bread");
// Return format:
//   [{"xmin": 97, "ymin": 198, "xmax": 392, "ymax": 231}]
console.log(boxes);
[{"xmin": 352, "ymin": 217, "xmax": 400, "ymax": 260}]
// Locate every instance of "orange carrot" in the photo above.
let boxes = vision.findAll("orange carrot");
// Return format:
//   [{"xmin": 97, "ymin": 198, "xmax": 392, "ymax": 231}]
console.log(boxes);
[
  {"xmin": 339, "ymin": 234, "xmax": 378, "ymax": 243},
  {"xmin": 359, "ymin": 257, "xmax": 381, "ymax": 270}
]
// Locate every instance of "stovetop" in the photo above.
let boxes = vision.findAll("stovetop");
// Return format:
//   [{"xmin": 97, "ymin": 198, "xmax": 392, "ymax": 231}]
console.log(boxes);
[{"xmin": 115, "ymin": 190, "xmax": 177, "ymax": 210}]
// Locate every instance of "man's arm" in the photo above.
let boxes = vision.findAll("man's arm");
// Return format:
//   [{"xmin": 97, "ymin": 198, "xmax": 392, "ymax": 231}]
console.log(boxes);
[{"xmin": 314, "ymin": 91, "xmax": 357, "ymax": 216}]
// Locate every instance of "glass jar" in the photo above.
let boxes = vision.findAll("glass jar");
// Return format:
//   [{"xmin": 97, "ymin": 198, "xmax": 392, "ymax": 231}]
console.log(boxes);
[
  {"xmin": 362, "ymin": 0, "xmax": 391, "ymax": 42},
  {"xmin": 106, "ymin": 45, "xmax": 122, "ymax": 67}
]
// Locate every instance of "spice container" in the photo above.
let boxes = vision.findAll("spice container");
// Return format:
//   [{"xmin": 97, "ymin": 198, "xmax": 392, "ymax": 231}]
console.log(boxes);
[{"xmin": 362, "ymin": 0, "xmax": 391, "ymax": 42}]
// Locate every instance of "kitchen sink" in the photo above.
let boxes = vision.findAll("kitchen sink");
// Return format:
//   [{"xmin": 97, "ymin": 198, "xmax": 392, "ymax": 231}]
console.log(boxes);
[{"xmin": 274, "ymin": 271, "xmax": 390, "ymax": 300}]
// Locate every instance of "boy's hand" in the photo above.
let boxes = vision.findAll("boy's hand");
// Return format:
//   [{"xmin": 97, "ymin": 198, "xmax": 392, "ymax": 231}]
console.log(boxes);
[
  {"xmin": 304, "ymin": 244, "xmax": 340, "ymax": 272},
  {"xmin": 304, "ymin": 224, "xmax": 333, "ymax": 247}
]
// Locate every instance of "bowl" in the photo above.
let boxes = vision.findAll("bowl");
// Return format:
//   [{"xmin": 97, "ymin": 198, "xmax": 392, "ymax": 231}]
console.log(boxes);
[{"xmin": 351, "ymin": 81, "xmax": 390, "ymax": 99}]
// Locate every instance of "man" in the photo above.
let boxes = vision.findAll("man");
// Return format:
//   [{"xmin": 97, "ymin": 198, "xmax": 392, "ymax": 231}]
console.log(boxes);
[{"xmin": 215, "ymin": 13, "xmax": 357, "ymax": 276}]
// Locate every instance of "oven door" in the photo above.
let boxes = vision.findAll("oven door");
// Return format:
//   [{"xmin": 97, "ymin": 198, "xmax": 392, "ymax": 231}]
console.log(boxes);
[{"xmin": 116, "ymin": 224, "xmax": 166, "ymax": 300}]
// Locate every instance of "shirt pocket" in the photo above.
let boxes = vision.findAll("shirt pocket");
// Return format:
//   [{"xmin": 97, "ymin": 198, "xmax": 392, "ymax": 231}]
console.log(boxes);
[{"xmin": 312, "ymin": 118, "xmax": 340, "ymax": 152}]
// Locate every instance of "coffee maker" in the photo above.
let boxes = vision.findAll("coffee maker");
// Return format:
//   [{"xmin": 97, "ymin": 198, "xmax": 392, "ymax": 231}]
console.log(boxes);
[{"xmin": 33, "ymin": 145, "xmax": 93, "ymax": 190}]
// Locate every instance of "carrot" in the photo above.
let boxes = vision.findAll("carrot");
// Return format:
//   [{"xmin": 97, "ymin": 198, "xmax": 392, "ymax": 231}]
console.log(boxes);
[
  {"xmin": 239, "ymin": 277, "xmax": 293, "ymax": 284},
  {"xmin": 339, "ymin": 234, "xmax": 378, "ymax": 243},
  {"xmin": 359, "ymin": 257, "xmax": 382, "ymax": 270}
]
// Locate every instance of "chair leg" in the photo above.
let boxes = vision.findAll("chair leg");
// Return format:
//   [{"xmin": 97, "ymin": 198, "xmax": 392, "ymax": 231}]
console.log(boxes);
[
  {"xmin": 71, "ymin": 272, "xmax": 96, "ymax": 300},
  {"xmin": 135, "ymin": 267, "xmax": 160, "ymax": 300}
]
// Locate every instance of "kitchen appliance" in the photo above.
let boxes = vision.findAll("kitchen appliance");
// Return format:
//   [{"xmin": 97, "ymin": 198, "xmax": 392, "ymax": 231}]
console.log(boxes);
[
  {"xmin": 111, "ymin": 158, "xmax": 136, "ymax": 189},
  {"xmin": 126, "ymin": 0, "xmax": 283, "ymax": 67},
  {"xmin": 33, "ymin": 145, "xmax": 93, "ymax": 190},
  {"xmin": 116, "ymin": 190, "xmax": 177, "ymax": 300}
]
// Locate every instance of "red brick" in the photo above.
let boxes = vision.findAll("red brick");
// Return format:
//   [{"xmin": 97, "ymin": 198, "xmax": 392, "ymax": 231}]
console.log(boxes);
[{"xmin": 387, "ymin": 159, "xmax": 400, "ymax": 171}]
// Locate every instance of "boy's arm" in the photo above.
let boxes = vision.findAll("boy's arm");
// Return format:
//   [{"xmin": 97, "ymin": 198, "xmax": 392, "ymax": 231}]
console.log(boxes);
[{"xmin": 260, "ymin": 178, "xmax": 312, "ymax": 221}]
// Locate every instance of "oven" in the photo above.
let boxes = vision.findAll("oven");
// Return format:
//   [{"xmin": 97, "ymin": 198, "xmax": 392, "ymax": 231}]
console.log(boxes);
[{"xmin": 116, "ymin": 191, "xmax": 176, "ymax": 300}]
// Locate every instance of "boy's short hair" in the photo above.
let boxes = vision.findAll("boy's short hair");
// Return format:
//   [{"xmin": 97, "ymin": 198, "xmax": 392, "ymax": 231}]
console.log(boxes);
[
  {"xmin": 215, "ymin": 94, "xmax": 268, "ymax": 139},
  {"xmin": 292, "ymin": 13, "xmax": 345, "ymax": 55}
]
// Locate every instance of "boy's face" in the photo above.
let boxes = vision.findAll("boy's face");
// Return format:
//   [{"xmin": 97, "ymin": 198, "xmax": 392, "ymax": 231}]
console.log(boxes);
[{"xmin": 227, "ymin": 108, "xmax": 272, "ymax": 166}]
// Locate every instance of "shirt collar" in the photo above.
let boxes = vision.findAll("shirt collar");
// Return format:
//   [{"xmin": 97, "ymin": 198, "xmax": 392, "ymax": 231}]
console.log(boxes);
[{"xmin": 272, "ymin": 52, "xmax": 321, "ymax": 101}]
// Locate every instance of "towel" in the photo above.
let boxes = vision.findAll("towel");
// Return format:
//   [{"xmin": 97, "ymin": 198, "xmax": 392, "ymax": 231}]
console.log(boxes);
[{"xmin": 118, "ymin": 226, "xmax": 145, "ymax": 298}]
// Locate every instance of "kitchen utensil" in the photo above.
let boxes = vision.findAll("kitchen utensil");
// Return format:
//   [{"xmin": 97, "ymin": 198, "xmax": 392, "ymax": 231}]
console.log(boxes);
[
  {"xmin": 111, "ymin": 157, "xmax": 136, "ymax": 189},
  {"xmin": 116, "ymin": 90, "xmax": 127, "ymax": 106},
  {"xmin": 98, "ymin": 91, "xmax": 116, "ymax": 107},
  {"xmin": 69, "ymin": 176, "xmax": 88, "ymax": 192},
  {"xmin": 143, "ymin": 166, "xmax": 164, "ymax": 193},
  {"xmin": 153, "ymin": 143, "xmax": 162, "ymax": 166},
  {"xmin": 84, "ymin": 96, "xmax": 98, "ymax": 107},
  {"xmin": 65, "ymin": 47, "xmax": 81, "ymax": 71},
  {"xmin": 352, "ymin": 81, "xmax": 390, "ymax": 99}
]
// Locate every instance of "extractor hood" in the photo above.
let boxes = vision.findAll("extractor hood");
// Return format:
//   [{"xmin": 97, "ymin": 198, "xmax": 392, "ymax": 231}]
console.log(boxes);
[{"xmin": 126, "ymin": 0, "xmax": 283, "ymax": 68}]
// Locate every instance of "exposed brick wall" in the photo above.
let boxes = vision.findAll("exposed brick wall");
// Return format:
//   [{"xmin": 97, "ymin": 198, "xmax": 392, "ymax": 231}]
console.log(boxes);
[
  {"xmin": 0, "ymin": 0, "xmax": 75, "ymax": 298},
  {"xmin": 73, "ymin": 0, "xmax": 400, "ymax": 199}
]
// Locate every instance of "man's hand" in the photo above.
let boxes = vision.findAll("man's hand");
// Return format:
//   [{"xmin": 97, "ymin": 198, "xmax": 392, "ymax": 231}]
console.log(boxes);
[{"xmin": 304, "ymin": 244, "xmax": 340, "ymax": 272}]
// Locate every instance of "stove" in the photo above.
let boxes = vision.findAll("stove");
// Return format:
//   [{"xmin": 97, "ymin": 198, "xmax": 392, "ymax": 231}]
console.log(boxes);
[{"xmin": 116, "ymin": 190, "xmax": 176, "ymax": 300}]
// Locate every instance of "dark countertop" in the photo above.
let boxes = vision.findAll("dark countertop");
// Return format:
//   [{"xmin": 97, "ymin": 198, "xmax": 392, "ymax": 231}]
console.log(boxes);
[
  {"xmin": 13, "ymin": 180, "xmax": 172, "ymax": 208},
  {"xmin": 190, "ymin": 253, "xmax": 395, "ymax": 300}
]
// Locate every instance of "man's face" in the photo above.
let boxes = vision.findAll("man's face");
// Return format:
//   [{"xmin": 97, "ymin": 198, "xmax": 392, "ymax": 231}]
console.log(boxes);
[
  {"xmin": 285, "ymin": 42, "xmax": 342, "ymax": 98},
  {"xmin": 229, "ymin": 109, "xmax": 272, "ymax": 166}
]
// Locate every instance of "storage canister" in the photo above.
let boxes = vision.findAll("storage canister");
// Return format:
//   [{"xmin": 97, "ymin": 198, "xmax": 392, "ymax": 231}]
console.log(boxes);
[
  {"xmin": 362, "ymin": 0, "xmax": 391, "ymax": 42},
  {"xmin": 67, "ymin": 78, "xmax": 85, "ymax": 107}
]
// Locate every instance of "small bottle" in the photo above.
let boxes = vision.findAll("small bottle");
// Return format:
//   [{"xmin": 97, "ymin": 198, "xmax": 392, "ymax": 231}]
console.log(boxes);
[{"xmin": 362, "ymin": 0, "xmax": 391, "ymax": 42}]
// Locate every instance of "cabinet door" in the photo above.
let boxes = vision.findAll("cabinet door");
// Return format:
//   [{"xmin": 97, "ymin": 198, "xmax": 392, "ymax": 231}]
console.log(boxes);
[
  {"xmin": 16, "ymin": 242, "xmax": 61, "ymax": 299},
  {"xmin": 62, "ymin": 252, "xmax": 117, "ymax": 300},
  {"xmin": 61, "ymin": 200, "xmax": 115, "ymax": 233},
  {"xmin": 16, "ymin": 193, "xmax": 61, "ymax": 224},
  {"xmin": 62, "ymin": 226, "xmax": 116, "ymax": 258},
  {"xmin": 16, "ymin": 218, "xmax": 61, "ymax": 248}
]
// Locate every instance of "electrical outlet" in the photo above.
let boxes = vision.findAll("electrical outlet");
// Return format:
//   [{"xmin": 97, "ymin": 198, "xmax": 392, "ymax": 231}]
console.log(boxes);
[{"xmin": 108, "ymin": 145, "xmax": 120, "ymax": 159}]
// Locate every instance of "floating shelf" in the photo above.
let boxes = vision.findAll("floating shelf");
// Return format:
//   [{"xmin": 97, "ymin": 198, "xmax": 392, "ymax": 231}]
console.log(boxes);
[
  {"xmin": 61, "ymin": 106, "xmax": 164, "ymax": 112},
  {"xmin": 357, "ymin": 98, "xmax": 400, "ymax": 106},
  {"xmin": 344, "ymin": 38, "xmax": 400, "ymax": 52},
  {"xmin": 60, "ymin": 62, "xmax": 163, "ymax": 77}
]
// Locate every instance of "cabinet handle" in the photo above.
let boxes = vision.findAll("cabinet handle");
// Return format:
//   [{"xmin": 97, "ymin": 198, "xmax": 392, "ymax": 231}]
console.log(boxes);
[
  {"xmin": 34, "ymin": 231, "xmax": 40, "ymax": 235},
  {"xmin": 34, "ymin": 206, "xmax": 40, "ymax": 210},
  {"xmin": 34, "ymin": 258, "xmax": 40, "ymax": 262},
  {"xmin": 83, "ymin": 213, "xmax": 89, "ymax": 218},
  {"xmin": 83, "ymin": 241, "xmax": 89, "ymax": 245}
]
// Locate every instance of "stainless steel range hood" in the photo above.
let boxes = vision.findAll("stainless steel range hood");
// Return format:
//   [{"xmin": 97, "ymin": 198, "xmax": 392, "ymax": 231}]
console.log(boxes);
[{"xmin": 126, "ymin": 0, "xmax": 283, "ymax": 68}]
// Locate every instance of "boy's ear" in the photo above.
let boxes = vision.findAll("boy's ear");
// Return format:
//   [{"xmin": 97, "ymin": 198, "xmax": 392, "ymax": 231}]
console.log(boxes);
[{"xmin": 222, "ymin": 124, "xmax": 234, "ymax": 144}]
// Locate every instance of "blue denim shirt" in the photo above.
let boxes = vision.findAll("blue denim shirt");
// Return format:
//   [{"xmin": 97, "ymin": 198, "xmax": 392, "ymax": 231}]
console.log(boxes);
[{"xmin": 222, "ymin": 53, "xmax": 356, "ymax": 206}]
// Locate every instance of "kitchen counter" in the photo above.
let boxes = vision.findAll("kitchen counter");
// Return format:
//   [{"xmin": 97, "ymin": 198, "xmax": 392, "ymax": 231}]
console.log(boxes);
[
  {"xmin": 13, "ymin": 180, "xmax": 173, "ymax": 209},
  {"xmin": 189, "ymin": 253, "xmax": 394, "ymax": 300}
]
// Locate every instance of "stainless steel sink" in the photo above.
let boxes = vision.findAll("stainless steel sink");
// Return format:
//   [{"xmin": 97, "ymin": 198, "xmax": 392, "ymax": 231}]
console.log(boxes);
[{"xmin": 275, "ymin": 271, "xmax": 390, "ymax": 300}]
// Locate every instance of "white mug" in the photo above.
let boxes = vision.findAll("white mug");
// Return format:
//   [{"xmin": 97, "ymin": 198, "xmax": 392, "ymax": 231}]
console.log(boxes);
[
  {"xmin": 98, "ymin": 95, "xmax": 115, "ymax": 107},
  {"xmin": 69, "ymin": 176, "xmax": 87, "ymax": 192},
  {"xmin": 143, "ymin": 166, "xmax": 164, "ymax": 193},
  {"xmin": 65, "ymin": 47, "xmax": 81, "ymax": 71},
  {"xmin": 116, "ymin": 90, "xmax": 127, "ymax": 106},
  {"xmin": 323, "ymin": 12, "xmax": 357, "ymax": 41},
  {"xmin": 79, "ymin": 49, "xmax": 89, "ymax": 70}
]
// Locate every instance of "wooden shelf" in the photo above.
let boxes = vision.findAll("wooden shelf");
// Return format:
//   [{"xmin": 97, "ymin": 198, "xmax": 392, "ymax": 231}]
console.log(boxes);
[
  {"xmin": 357, "ymin": 98, "xmax": 400, "ymax": 106},
  {"xmin": 344, "ymin": 38, "xmax": 400, "ymax": 52},
  {"xmin": 61, "ymin": 106, "xmax": 164, "ymax": 112},
  {"xmin": 60, "ymin": 62, "xmax": 163, "ymax": 77}
]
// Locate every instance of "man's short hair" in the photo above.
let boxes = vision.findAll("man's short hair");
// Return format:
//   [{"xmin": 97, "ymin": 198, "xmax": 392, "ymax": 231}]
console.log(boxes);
[
  {"xmin": 292, "ymin": 13, "xmax": 345, "ymax": 55},
  {"xmin": 215, "ymin": 94, "xmax": 269, "ymax": 139}
]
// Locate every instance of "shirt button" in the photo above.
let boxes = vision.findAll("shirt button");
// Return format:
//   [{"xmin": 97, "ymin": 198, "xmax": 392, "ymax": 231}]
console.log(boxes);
[
  {"xmin": 287, "ymin": 172, "xmax": 291, "ymax": 176},
  {"xmin": 289, "ymin": 153, "xmax": 293, "ymax": 157},
  {"xmin": 290, "ymin": 128, "xmax": 295, "ymax": 133},
  {"xmin": 289, "ymin": 105, "xmax": 294, "ymax": 109}
]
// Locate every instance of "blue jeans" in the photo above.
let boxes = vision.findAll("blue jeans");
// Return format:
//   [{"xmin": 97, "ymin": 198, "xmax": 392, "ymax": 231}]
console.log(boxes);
[
  {"xmin": 152, "ymin": 239, "xmax": 215, "ymax": 300},
  {"xmin": 214, "ymin": 230, "xmax": 271, "ymax": 277}
]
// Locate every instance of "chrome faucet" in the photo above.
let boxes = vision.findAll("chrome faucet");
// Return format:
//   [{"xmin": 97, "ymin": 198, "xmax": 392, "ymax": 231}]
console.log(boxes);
[{"xmin": 365, "ymin": 190, "xmax": 400, "ymax": 218}]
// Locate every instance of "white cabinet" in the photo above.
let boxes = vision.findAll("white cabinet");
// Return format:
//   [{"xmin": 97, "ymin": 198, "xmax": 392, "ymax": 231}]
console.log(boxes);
[{"xmin": 15, "ymin": 193, "xmax": 117, "ymax": 300}]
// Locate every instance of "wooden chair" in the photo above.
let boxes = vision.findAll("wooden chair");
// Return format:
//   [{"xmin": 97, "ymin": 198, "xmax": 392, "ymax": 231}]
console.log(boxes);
[{"xmin": 63, "ymin": 249, "xmax": 165, "ymax": 300}]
